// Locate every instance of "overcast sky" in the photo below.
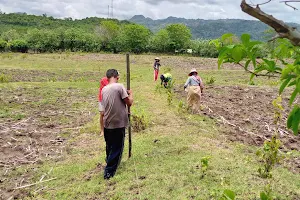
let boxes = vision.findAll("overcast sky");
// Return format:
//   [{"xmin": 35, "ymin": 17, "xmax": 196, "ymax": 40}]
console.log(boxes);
[{"xmin": 0, "ymin": 0, "xmax": 299, "ymax": 23}]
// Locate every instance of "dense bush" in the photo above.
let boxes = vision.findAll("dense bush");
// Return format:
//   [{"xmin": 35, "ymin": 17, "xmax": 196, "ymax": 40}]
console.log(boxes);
[
  {"xmin": 0, "ymin": 39, "xmax": 6, "ymax": 51},
  {"xmin": 191, "ymin": 39, "xmax": 219, "ymax": 57},
  {"xmin": 9, "ymin": 39, "xmax": 28, "ymax": 53}
]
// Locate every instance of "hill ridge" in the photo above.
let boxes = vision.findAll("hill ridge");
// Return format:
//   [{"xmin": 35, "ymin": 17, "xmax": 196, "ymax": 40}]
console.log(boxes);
[{"xmin": 129, "ymin": 15, "xmax": 300, "ymax": 40}]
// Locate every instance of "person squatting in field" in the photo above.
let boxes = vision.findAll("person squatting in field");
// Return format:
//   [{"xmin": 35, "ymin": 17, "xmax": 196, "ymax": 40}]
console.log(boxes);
[
  {"xmin": 160, "ymin": 73, "xmax": 172, "ymax": 88},
  {"xmin": 99, "ymin": 77, "xmax": 109, "ymax": 136},
  {"xmin": 184, "ymin": 68, "xmax": 204, "ymax": 113},
  {"xmin": 153, "ymin": 57, "xmax": 161, "ymax": 81},
  {"xmin": 101, "ymin": 69, "xmax": 133, "ymax": 180}
]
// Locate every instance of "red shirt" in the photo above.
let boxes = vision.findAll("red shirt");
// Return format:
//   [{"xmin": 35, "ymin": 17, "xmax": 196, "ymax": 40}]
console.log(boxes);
[{"xmin": 98, "ymin": 77, "xmax": 109, "ymax": 102}]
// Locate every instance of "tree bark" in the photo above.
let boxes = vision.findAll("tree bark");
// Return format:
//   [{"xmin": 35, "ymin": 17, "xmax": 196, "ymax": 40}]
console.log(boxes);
[{"xmin": 240, "ymin": 0, "xmax": 300, "ymax": 46}]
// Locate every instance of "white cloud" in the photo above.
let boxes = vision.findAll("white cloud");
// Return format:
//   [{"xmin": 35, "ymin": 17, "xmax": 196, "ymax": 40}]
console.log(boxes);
[{"xmin": 0, "ymin": 0, "xmax": 299, "ymax": 23}]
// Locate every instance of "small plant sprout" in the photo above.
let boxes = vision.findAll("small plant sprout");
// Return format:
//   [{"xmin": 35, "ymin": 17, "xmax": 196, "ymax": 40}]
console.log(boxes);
[
  {"xmin": 207, "ymin": 76, "xmax": 216, "ymax": 85},
  {"xmin": 257, "ymin": 96, "xmax": 283, "ymax": 178}
]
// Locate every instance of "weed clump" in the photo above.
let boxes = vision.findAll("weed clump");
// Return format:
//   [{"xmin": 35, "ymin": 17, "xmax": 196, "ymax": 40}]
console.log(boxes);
[
  {"xmin": 166, "ymin": 80, "xmax": 175, "ymax": 105},
  {"xmin": 248, "ymin": 80, "xmax": 256, "ymax": 85},
  {"xmin": 207, "ymin": 76, "xmax": 216, "ymax": 85},
  {"xmin": 0, "ymin": 73, "xmax": 12, "ymax": 83},
  {"xmin": 257, "ymin": 136, "xmax": 282, "ymax": 178},
  {"xmin": 131, "ymin": 108, "xmax": 149, "ymax": 132},
  {"xmin": 257, "ymin": 97, "xmax": 284, "ymax": 178},
  {"xmin": 48, "ymin": 77, "xmax": 57, "ymax": 82}
]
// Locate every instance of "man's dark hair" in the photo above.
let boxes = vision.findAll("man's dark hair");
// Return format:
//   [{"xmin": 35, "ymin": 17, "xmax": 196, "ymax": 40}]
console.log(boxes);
[{"xmin": 106, "ymin": 69, "xmax": 119, "ymax": 78}]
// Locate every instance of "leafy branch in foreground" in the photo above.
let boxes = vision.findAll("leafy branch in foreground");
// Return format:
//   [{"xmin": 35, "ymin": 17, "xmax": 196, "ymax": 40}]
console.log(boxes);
[{"xmin": 212, "ymin": 33, "xmax": 299, "ymax": 135}]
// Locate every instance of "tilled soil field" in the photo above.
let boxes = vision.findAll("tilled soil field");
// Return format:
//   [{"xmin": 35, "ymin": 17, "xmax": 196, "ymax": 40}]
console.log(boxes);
[
  {"xmin": 0, "ymin": 69, "xmax": 101, "ymax": 82},
  {"xmin": 176, "ymin": 85, "xmax": 299, "ymax": 150},
  {"xmin": 176, "ymin": 85, "xmax": 300, "ymax": 173},
  {"xmin": 0, "ymin": 85, "xmax": 97, "ymax": 198}
]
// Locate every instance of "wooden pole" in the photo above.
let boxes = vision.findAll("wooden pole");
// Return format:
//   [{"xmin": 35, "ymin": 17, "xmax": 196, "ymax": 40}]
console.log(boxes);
[{"xmin": 126, "ymin": 53, "xmax": 132, "ymax": 158}]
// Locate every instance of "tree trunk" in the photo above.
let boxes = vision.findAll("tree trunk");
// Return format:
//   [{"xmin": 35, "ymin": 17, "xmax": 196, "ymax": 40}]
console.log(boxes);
[{"xmin": 240, "ymin": 0, "xmax": 300, "ymax": 46}]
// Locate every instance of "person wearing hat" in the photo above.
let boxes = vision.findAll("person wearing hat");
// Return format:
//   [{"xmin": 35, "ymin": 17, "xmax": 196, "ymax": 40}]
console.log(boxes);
[
  {"xmin": 160, "ymin": 72, "xmax": 172, "ymax": 88},
  {"xmin": 183, "ymin": 68, "xmax": 204, "ymax": 113},
  {"xmin": 153, "ymin": 57, "xmax": 161, "ymax": 81}
]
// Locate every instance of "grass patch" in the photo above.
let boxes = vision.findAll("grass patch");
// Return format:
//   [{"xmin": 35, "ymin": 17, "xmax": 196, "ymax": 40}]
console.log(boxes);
[{"xmin": 0, "ymin": 53, "xmax": 299, "ymax": 199}]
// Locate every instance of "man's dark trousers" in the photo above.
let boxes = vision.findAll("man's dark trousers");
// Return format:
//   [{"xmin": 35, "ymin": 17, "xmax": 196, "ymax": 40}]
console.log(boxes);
[{"xmin": 104, "ymin": 127, "xmax": 125, "ymax": 179}]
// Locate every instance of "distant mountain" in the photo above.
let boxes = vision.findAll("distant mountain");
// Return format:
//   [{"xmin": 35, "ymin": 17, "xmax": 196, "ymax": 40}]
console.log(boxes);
[{"xmin": 129, "ymin": 15, "xmax": 300, "ymax": 40}]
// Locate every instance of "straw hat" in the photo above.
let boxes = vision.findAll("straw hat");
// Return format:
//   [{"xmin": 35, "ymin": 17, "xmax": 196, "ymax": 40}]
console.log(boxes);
[
  {"xmin": 155, "ymin": 57, "xmax": 160, "ymax": 60},
  {"xmin": 188, "ymin": 68, "xmax": 198, "ymax": 76}
]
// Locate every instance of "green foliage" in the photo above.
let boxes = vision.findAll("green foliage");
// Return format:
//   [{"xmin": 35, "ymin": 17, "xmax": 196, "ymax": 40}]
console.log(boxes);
[
  {"xmin": 0, "ymin": 39, "xmax": 7, "ymax": 51},
  {"xmin": 207, "ymin": 76, "xmax": 216, "ymax": 85},
  {"xmin": 191, "ymin": 39, "xmax": 219, "ymax": 57},
  {"xmin": 167, "ymin": 90, "xmax": 173, "ymax": 105},
  {"xmin": 220, "ymin": 189, "xmax": 236, "ymax": 200},
  {"xmin": 1, "ymin": 29, "xmax": 19, "ymax": 42},
  {"xmin": 260, "ymin": 185, "xmax": 275, "ymax": 200},
  {"xmin": 150, "ymin": 29, "xmax": 169, "ymax": 53},
  {"xmin": 119, "ymin": 24, "xmax": 151, "ymax": 53},
  {"xmin": 256, "ymin": 136, "xmax": 282, "ymax": 178},
  {"xmin": 200, "ymin": 156, "xmax": 210, "ymax": 172},
  {"xmin": 287, "ymin": 105, "xmax": 300, "ymax": 135},
  {"xmin": 48, "ymin": 77, "xmax": 57, "ymax": 82},
  {"xmin": 131, "ymin": 111, "xmax": 149, "ymax": 132},
  {"xmin": 9, "ymin": 39, "xmax": 29, "ymax": 53},
  {"xmin": 215, "ymin": 33, "xmax": 300, "ymax": 135},
  {"xmin": 216, "ymin": 33, "xmax": 262, "ymax": 69},
  {"xmin": 248, "ymin": 80, "xmax": 256, "ymax": 85},
  {"xmin": 166, "ymin": 80, "xmax": 175, "ymax": 105},
  {"xmin": 0, "ymin": 73, "xmax": 11, "ymax": 83},
  {"xmin": 96, "ymin": 20, "xmax": 120, "ymax": 51},
  {"xmin": 272, "ymin": 96, "xmax": 283, "ymax": 125},
  {"xmin": 177, "ymin": 100, "xmax": 186, "ymax": 113},
  {"xmin": 165, "ymin": 24, "xmax": 192, "ymax": 52},
  {"xmin": 0, "ymin": 13, "xmax": 224, "ymax": 56}
]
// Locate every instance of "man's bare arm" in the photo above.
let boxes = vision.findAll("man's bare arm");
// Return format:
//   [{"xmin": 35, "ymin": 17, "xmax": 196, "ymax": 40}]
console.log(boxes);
[{"xmin": 123, "ymin": 90, "xmax": 133, "ymax": 107}]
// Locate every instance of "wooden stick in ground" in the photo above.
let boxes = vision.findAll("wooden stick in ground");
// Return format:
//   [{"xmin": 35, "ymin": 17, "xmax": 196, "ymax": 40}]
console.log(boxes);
[
  {"xmin": 14, "ymin": 177, "xmax": 57, "ymax": 190},
  {"xmin": 126, "ymin": 53, "xmax": 132, "ymax": 158}
]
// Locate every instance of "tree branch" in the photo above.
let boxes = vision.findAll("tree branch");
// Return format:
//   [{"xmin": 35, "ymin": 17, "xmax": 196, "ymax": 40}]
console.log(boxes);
[
  {"xmin": 268, "ymin": 34, "xmax": 285, "ymax": 42},
  {"xmin": 281, "ymin": 1, "xmax": 299, "ymax": 10},
  {"xmin": 237, "ymin": 63, "xmax": 280, "ymax": 78},
  {"xmin": 256, "ymin": 0, "xmax": 273, "ymax": 7},
  {"xmin": 241, "ymin": 0, "xmax": 300, "ymax": 46}
]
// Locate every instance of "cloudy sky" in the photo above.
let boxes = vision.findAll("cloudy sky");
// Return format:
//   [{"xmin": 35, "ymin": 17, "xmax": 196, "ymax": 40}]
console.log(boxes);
[{"xmin": 0, "ymin": 0, "xmax": 299, "ymax": 23}]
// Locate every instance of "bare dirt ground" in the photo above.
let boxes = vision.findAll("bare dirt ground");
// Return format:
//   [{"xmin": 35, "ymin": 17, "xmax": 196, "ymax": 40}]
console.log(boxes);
[
  {"xmin": 0, "ymin": 69, "xmax": 101, "ymax": 82},
  {"xmin": 0, "ymin": 85, "xmax": 96, "ymax": 198},
  {"xmin": 175, "ymin": 85, "xmax": 300, "ymax": 173},
  {"xmin": 72, "ymin": 54, "xmax": 240, "ymax": 70},
  {"xmin": 176, "ymin": 85, "xmax": 299, "ymax": 150}
]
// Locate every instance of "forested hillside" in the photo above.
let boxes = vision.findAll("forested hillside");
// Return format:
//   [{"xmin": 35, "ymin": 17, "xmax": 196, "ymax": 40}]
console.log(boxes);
[
  {"xmin": 0, "ymin": 13, "xmax": 129, "ymax": 34},
  {"xmin": 129, "ymin": 15, "xmax": 300, "ymax": 40},
  {"xmin": 0, "ymin": 13, "xmax": 277, "ymax": 56}
]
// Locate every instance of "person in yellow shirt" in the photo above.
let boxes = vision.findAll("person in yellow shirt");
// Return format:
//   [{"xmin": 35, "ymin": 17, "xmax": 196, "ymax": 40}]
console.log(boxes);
[{"xmin": 160, "ymin": 73, "xmax": 172, "ymax": 88}]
